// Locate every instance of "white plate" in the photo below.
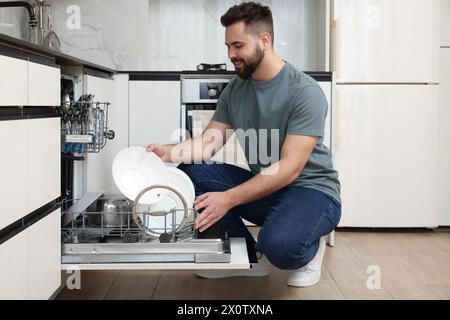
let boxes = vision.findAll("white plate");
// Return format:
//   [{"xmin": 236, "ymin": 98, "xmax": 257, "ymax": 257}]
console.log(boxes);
[
  {"xmin": 138, "ymin": 167, "xmax": 195, "ymax": 235},
  {"xmin": 112, "ymin": 146, "xmax": 170, "ymax": 204},
  {"xmin": 167, "ymin": 167, "xmax": 195, "ymax": 208}
]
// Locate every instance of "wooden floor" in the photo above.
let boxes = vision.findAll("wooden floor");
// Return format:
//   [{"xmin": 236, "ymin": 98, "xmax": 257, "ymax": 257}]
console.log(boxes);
[{"xmin": 56, "ymin": 228, "xmax": 450, "ymax": 300}]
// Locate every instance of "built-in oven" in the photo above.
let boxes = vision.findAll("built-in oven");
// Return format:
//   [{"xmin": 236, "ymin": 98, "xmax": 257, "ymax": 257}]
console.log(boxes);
[{"xmin": 180, "ymin": 73, "xmax": 250, "ymax": 170}]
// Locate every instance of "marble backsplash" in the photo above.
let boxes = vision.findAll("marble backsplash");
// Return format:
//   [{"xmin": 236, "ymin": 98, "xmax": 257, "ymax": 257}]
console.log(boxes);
[{"xmin": 0, "ymin": 0, "xmax": 327, "ymax": 71}]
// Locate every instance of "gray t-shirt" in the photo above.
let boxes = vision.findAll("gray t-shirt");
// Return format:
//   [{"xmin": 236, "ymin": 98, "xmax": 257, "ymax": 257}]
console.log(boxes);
[{"xmin": 212, "ymin": 62, "xmax": 341, "ymax": 203}]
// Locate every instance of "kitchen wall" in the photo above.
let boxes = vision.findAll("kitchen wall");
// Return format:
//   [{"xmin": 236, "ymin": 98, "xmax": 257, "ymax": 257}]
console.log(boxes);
[
  {"xmin": 0, "ymin": 1, "xmax": 31, "ymax": 41},
  {"xmin": 146, "ymin": 0, "xmax": 327, "ymax": 71},
  {"xmin": 0, "ymin": 0, "xmax": 328, "ymax": 71}
]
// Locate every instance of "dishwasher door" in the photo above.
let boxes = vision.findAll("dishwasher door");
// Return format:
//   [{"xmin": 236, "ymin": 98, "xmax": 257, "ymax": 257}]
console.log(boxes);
[
  {"xmin": 60, "ymin": 192, "xmax": 250, "ymax": 271},
  {"xmin": 61, "ymin": 238, "xmax": 249, "ymax": 271}
]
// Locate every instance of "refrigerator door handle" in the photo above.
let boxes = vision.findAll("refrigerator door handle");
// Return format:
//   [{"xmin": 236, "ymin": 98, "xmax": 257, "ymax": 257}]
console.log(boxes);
[{"xmin": 332, "ymin": 19, "xmax": 342, "ymax": 80}]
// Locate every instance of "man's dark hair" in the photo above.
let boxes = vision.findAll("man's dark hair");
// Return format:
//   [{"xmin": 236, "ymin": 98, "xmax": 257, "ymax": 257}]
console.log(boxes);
[{"xmin": 221, "ymin": 2, "xmax": 274, "ymax": 46}]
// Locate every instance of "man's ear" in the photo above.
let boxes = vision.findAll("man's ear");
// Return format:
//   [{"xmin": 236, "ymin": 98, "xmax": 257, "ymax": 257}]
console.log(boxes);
[{"xmin": 260, "ymin": 32, "xmax": 272, "ymax": 50}]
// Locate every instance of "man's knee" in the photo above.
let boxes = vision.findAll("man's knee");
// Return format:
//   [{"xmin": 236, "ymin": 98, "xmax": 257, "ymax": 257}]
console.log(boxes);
[
  {"xmin": 177, "ymin": 163, "xmax": 209, "ymax": 182},
  {"xmin": 177, "ymin": 163, "xmax": 224, "ymax": 193},
  {"xmin": 177, "ymin": 163, "xmax": 196, "ymax": 175},
  {"xmin": 257, "ymin": 229, "xmax": 310, "ymax": 270}
]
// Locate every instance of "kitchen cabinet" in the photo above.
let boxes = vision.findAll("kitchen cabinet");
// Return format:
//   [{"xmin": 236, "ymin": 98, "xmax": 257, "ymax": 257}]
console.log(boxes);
[
  {"xmin": 29, "ymin": 208, "xmax": 61, "ymax": 300},
  {"xmin": 0, "ymin": 115, "xmax": 60, "ymax": 299},
  {"xmin": 0, "ymin": 208, "xmax": 61, "ymax": 300},
  {"xmin": 129, "ymin": 80, "xmax": 181, "ymax": 147},
  {"xmin": 0, "ymin": 54, "xmax": 28, "ymax": 106},
  {"xmin": 334, "ymin": 85, "xmax": 438, "ymax": 228},
  {"xmin": 0, "ymin": 120, "xmax": 28, "ymax": 230},
  {"xmin": 83, "ymin": 74, "xmax": 123, "ymax": 194},
  {"xmin": 442, "ymin": 0, "xmax": 450, "ymax": 46},
  {"xmin": 129, "ymin": 78, "xmax": 181, "ymax": 170},
  {"xmin": 27, "ymin": 61, "xmax": 61, "ymax": 106},
  {"xmin": 439, "ymin": 49, "xmax": 450, "ymax": 225},
  {"xmin": 0, "ymin": 118, "xmax": 60, "ymax": 229},
  {"xmin": 28, "ymin": 118, "xmax": 61, "ymax": 213},
  {"xmin": 332, "ymin": 0, "xmax": 440, "ymax": 83},
  {"xmin": 0, "ymin": 53, "xmax": 60, "ymax": 107},
  {"xmin": 0, "ymin": 229, "xmax": 29, "ymax": 300}
]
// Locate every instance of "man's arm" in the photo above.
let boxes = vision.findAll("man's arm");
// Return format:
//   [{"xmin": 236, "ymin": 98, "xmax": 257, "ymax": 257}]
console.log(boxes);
[
  {"xmin": 146, "ymin": 120, "xmax": 232, "ymax": 163},
  {"xmin": 226, "ymin": 134, "xmax": 318, "ymax": 205},
  {"xmin": 194, "ymin": 134, "xmax": 318, "ymax": 231}
]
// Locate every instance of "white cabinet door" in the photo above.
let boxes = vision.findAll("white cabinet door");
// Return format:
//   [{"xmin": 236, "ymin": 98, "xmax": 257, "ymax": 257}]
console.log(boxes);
[
  {"xmin": 83, "ymin": 75, "xmax": 120, "ymax": 193},
  {"xmin": 442, "ymin": 0, "xmax": 450, "ymax": 46},
  {"xmin": 332, "ymin": 0, "xmax": 440, "ymax": 83},
  {"xmin": 29, "ymin": 208, "xmax": 61, "ymax": 300},
  {"xmin": 28, "ymin": 118, "xmax": 60, "ymax": 212},
  {"xmin": 0, "ymin": 120, "xmax": 28, "ymax": 230},
  {"xmin": 0, "ymin": 230, "xmax": 29, "ymax": 299},
  {"xmin": 28, "ymin": 61, "xmax": 60, "ymax": 106},
  {"xmin": 439, "ymin": 49, "xmax": 450, "ymax": 225},
  {"xmin": 129, "ymin": 81, "xmax": 181, "ymax": 147},
  {"xmin": 334, "ymin": 84, "xmax": 438, "ymax": 227},
  {"xmin": 0, "ymin": 55, "xmax": 27, "ymax": 106}
]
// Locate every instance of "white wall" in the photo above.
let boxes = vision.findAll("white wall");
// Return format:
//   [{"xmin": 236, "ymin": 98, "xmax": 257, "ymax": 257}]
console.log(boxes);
[
  {"xmin": 147, "ymin": 0, "xmax": 327, "ymax": 71},
  {"xmin": 0, "ymin": 1, "xmax": 31, "ymax": 41},
  {"xmin": 1, "ymin": 0, "xmax": 328, "ymax": 71}
]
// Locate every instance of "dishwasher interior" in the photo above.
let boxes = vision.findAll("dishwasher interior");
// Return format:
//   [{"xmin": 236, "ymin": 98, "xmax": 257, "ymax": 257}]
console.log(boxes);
[{"xmin": 61, "ymin": 190, "xmax": 249, "ymax": 270}]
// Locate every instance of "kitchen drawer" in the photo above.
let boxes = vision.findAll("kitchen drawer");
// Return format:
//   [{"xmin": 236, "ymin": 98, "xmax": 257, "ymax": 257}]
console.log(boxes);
[
  {"xmin": 28, "ymin": 118, "xmax": 61, "ymax": 213},
  {"xmin": 0, "ymin": 54, "xmax": 28, "ymax": 106},
  {"xmin": 0, "ymin": 229, "xmax": 29, "ymax": 299},
  {"xmin": 28, "ymin": 61, "xmax": 60, "ymax": 106},
  {"xmin": 29, "ymin": 208, "xmax": 61, "ymax": 300},
  {"xmin": 0, "ymin": 120, "xmax": 28, "ymax": 230}
]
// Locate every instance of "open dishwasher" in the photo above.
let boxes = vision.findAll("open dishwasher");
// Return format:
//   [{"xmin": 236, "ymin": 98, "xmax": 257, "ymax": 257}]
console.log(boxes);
[
  {"xmin": 58, "ymin": 69, "xmax": 250, "ymax": 271},
  {"xmin": 60, "ymin": 185, "xmax": 250, "ymax": 271}
]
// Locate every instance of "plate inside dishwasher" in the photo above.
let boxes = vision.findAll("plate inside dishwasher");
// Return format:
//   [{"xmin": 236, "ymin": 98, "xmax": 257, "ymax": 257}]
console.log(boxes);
[{"xmin": 60, "ymin": 192, "xmax": 250, "ymax": 270}]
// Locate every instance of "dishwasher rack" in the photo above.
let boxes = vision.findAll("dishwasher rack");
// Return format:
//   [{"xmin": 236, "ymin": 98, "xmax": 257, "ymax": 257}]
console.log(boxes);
[
  {"xmin": 61, "ymin": 207, "xmax": 198, "ymax": 244},
  {"xmin": 59, "ymin": 94, "xmax": 115, "ymax": 155},
  {"xmin": 60, "ymin": 192, "xmax": 241, "ymax": 267}
]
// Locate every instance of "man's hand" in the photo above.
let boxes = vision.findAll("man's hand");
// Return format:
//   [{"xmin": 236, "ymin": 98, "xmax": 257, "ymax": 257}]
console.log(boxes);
[
  {"xmin": 194, "ymin": 191, "xmax": 235, "ymax": 232},
  {"xmin": 146, "ymin": 143, "xmax": 170, "ymax": 162}
]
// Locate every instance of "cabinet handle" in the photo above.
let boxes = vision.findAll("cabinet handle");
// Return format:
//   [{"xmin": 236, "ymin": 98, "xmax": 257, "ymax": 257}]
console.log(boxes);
[{"xmin": 332, "ymin": 19, "xmax": 342, "ymax": 80}]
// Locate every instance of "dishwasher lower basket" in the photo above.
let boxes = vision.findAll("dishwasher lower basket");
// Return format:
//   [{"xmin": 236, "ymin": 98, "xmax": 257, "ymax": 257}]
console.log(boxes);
[{"xmin": 60, "ymin": 192, "xmax": 236, "ymax": 266}]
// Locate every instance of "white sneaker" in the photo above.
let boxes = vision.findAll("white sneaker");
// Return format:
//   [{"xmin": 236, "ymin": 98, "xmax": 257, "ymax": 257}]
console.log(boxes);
[
  {"xmin": 287, "ymin": 237, "xmax": 326, "ymax": 287},
  {"xmin": 195, "ymin": 256, "xmax": 270, "ymax": 279}
]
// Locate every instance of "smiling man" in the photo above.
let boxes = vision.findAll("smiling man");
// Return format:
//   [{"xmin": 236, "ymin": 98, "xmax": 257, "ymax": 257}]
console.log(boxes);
[{"xmin": 146, "ymin": 2, "xmax": 341, "ymax": 287}]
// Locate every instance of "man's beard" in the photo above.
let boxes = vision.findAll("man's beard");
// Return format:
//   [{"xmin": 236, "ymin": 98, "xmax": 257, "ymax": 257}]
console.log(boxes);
[{"xmin": 232, "ymin": 45, "xmax": 264, "ymax": 79}]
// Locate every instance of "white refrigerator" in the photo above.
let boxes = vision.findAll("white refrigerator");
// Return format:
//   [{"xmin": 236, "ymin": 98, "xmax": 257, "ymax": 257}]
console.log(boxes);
[
  {"xmin": 439, "ymin": 0, "xmax": 450, "ymax": 226},
  {"xmin": 332, "ymin": 0, "xmax": 440, "ymax": 227}
]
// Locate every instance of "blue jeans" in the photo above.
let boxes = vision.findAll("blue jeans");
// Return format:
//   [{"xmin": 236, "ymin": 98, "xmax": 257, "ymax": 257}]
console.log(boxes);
[{"xmin": 177, "ymin": 163, "xmax": 341, "ymax": 270}]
